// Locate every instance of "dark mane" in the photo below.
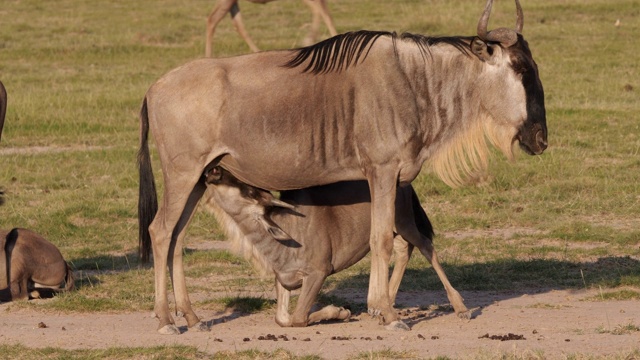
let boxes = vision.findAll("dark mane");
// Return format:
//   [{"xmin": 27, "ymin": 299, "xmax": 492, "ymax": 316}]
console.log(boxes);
[{"xmin": 283, "ymin": 30, "xmax": 473, "ymax": 74}]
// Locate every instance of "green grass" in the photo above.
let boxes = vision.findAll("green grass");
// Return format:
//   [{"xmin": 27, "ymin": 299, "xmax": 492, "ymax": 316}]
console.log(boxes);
[
  {"xmin": 0, "ymin": 344, "xmax": 321, "ymax": 360},
  {"xmin": 0, "ymin": 0, "xmax": 639, "ymax": 357}
]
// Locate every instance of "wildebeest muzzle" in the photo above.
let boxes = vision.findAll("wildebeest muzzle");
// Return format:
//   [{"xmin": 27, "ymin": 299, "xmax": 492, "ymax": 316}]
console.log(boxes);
[{"xmin": 517, "ymin": 121, "xmax": 547, "ymax": 155}]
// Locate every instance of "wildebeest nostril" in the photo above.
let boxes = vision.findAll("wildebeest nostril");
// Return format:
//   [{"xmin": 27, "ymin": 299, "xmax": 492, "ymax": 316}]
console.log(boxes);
[{"xmin": 535, "ymin": 130, "xmax": 547, "ymax": 151}]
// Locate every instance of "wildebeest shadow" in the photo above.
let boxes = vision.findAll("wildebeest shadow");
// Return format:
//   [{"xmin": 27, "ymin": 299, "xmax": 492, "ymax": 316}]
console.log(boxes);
[
  {"xmin": 324, "ymin": 256, "xmax": 640, "ymax": 326},
  {"xmin": 68, "ymin": 252, "xmax": 141, "ymax": 290}
]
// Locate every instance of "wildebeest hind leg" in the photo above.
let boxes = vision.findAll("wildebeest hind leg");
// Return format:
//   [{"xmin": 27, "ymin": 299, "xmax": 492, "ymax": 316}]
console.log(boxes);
[
  {"xmin": 149, "ymin": 175, "xmax": 203, "ymax": 334},
  {"xmin": 417, "ymin": 240, "xmax": 469, "ymax": 318},
  {"xmin": 396, "ymin": 187, "xmax": 469, "ymax": 319},
  {"xmin": 171, "ymin": 181, "xmax": 208, "ymax": 331}
]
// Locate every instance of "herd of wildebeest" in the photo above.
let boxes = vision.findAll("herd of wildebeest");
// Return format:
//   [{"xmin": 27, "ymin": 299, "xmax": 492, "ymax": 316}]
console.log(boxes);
[{"xmin": 1, "ymin": 0, "xmax": 547, "ymax": 335}]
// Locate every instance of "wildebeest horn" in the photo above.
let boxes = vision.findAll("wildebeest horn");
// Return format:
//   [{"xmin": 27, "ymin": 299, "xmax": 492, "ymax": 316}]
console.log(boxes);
[{"xmin": 477, "ymin": 0, "xmax": 523, "ymax": 47}]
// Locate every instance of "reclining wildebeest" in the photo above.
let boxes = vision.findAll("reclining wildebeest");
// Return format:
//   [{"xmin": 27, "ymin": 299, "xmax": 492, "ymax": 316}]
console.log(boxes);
[
  {"xmin": 138, "ymin": 0, "xmax": 547, "ymax": 334},
  {"xmin": 0, "ymin": 228, "xmax": 75, "ymax": 302},
  {"xmin": 202, "ymin": 166, "xmax": 469, "ymax": 328}
]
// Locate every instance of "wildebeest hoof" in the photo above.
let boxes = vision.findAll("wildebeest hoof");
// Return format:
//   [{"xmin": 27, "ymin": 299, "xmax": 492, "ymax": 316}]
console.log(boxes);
[
  {"xmin": 192, "ymin": 321, "xmax": 209, "ymax": 332},
  {"xmin": 158, "ymin": 324, "xmax": 181, "ymax": 335},
  {"xmin": 339, "ymin": 308, "xmax": 351, "ymax": 321},
  {"xmin": 385, "ymin": 320, "xmax": 410, "ymax": 331},
  {"xmin": 457, "ymin": 310, "xmax": 472, "ymax": 320}
]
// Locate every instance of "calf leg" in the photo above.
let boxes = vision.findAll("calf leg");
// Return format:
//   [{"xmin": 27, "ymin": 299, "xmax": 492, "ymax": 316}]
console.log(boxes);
[
  {"xmin": 274, "ymin": 280, "xmax": 292, "ymax": 327},
  {"xmin": 388, "ymin": 237, "xmax": 414, "ymax": 305},
  {"xmin": 301, "ymin": 0, "xmax": 337, "ymax": 45}
]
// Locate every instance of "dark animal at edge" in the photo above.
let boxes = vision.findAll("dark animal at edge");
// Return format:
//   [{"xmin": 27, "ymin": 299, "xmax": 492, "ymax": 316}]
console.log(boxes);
[{"xmin": 0, "ymin": 80, "xmax": 7, "ymax": 205}]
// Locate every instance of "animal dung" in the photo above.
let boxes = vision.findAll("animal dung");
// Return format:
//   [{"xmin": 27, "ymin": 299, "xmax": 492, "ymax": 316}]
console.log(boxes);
[{"xmin": 479, "ymin": 333, "xmax": 526, "ymax": 341}]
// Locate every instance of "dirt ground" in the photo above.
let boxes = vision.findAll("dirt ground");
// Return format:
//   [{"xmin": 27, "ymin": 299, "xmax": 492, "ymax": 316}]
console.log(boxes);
[{"xmin": 1, "ymin": 287, "xmax": 639, "ymax": 359}]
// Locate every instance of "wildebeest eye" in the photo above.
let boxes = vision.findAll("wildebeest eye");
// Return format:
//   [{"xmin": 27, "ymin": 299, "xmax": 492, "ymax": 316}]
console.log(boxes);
[{"xmin": 511, "ymin": 55, "xmax": 529, "ymax": 75}]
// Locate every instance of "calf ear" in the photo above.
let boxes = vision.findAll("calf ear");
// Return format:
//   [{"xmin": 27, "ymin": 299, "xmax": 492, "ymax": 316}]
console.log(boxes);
[
  {"xmin": 471, "ymin": 37, "xmax": 496, "ymax": 64},
  {"xmin": 257, "ymin": 216, "xmax": 292, "ymax": 241}
]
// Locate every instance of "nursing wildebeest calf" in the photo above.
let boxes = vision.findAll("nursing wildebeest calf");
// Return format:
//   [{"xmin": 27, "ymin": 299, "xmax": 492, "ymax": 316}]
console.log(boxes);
[
  {"xmin": 0, "ymin": 228, "xmax": 75, "ymax": 301},
  {"xmin": 202, "ymin": 166, "xmax": 468, "ymax": 329},
  {"xmin": 139, "ymin": 0, "xmax": 547, "ymax": 334}
]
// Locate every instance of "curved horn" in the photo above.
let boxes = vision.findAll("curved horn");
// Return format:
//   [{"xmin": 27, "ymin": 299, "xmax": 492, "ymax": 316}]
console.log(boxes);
[
  {"xmin": 476, "ymin": 0, "xmax": 520, "ymax": 47},
  {"xmin": 515, "ymin": 0, "xmax": 524, "ymax": 33},
  {"xmin": 476, "ymin": 0, "xmax": 493, "ymax": 40}
]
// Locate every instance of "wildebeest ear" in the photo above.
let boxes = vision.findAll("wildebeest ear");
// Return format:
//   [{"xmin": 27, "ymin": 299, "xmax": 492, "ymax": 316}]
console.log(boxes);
[
  {"xmin": 257, "ymin": 216, "xmax": 292, "ymax": 241},
  {"xmin": 471, "ymin": 37, "xmax": 495, "ymax": 64}
]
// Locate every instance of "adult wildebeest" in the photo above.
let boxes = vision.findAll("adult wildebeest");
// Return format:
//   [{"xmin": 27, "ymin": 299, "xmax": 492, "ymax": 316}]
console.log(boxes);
[
  {"xmin": 0, "ymin": 228, "xmax": 75, "ymax": 302},
  {"xmin": 206, "ymin": 0, "xmax": 337, "ymax": 57},
  {"xmin": 139, "ymin": 0, "xmax": 547, "ymax": 334},
  {"xmin": 202, "ymin": 166, "xmax": 469, "ymax": 328}
]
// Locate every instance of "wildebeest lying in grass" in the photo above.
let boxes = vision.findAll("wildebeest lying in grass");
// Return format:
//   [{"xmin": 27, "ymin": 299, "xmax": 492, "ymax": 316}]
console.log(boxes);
[
  {"xmin": 0, "ymin": 228, "xmax": 75, "ymax": 302},
  {"xmin": 202, "ymin": 166, "xmax": 469, "ymax": 329}
]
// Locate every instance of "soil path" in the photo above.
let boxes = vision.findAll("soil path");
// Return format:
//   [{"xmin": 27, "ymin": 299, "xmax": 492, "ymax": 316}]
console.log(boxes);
[{"xmin": 1, "ymin": 288, "xmax": 638, "ymax": 359}]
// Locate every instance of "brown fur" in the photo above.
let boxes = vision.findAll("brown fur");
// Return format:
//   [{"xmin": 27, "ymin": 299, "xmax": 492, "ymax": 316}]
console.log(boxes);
[{"xmin": 0, "ymin": 228, "xmax": 75, "ymax": 302}]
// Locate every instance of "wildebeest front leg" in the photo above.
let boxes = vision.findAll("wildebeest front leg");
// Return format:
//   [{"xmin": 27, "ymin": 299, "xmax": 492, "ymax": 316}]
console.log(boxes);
[{"xmin": 367, "ymin": 170, "xmax": 405, "ymax": 329}]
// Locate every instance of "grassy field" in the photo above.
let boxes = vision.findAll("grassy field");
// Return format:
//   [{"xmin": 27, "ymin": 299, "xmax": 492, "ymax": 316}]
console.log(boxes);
[{"xmin": 0, "ymin": 0, "xmax": 639, "ymax": 358}]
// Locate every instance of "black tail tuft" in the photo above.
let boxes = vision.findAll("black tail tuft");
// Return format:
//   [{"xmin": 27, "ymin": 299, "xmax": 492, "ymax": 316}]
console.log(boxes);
[{"xmin": 138, "ymin": 97, "xmax": 158, "ymax": 263}]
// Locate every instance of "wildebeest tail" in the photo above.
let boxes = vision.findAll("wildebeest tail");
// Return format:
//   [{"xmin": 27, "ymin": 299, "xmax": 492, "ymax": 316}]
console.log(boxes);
[
  {"xmin": 138, "ymin": 97, "xmax": 158, "ymax": 263},
  {"xmin": 0, "ymin": 80, "xmax": 6, "ymax": 142},
  {"xmin": 410, "ymin": 189, "xmax": 435, "ymax": 240},
  {"xmin": 64, "ymin": 262, "xmax": 75, "ymax": 292}
]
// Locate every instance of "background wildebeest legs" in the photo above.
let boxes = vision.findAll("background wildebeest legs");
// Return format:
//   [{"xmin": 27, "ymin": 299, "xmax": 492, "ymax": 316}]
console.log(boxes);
[{"xmin": 205, "ymin": 0, "xmax": 337, "ymax": 57}]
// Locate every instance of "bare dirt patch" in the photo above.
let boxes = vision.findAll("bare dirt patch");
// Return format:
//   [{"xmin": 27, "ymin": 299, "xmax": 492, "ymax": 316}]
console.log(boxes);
[{"xmin": 1, "ymin": 288, "xmax": 639, "ymax": 359}]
